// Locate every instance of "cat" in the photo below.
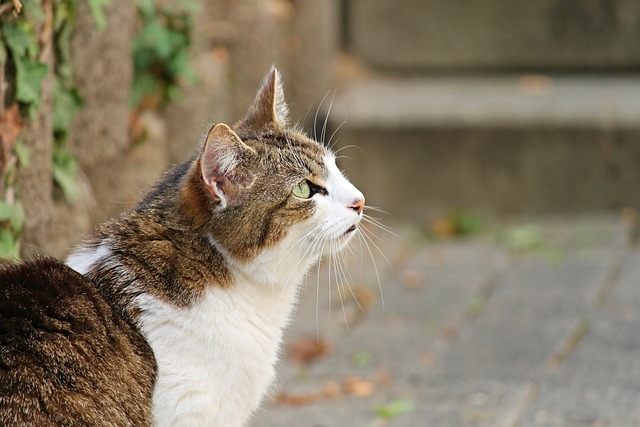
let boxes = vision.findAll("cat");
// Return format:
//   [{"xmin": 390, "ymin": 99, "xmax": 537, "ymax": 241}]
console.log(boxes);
[{"xmin": 0, "ymin": 68, "xmax": 365, "ymax": 427}]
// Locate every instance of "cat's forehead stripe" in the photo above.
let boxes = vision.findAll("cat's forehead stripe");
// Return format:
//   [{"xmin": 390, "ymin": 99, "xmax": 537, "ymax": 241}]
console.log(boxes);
[{"xmin": 244, "ymin": 132, "xmax": 329, "ymax": 176}]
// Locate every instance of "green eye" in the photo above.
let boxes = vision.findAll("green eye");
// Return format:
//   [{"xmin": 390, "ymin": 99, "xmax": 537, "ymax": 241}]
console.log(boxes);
[{"xmin": 292, "ymin": 180, "xmax": 311, "ymax": 199}]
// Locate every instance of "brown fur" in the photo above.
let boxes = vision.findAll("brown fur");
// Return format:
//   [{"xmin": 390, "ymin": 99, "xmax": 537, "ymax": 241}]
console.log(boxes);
[
  {"xmin": 0, "ymin": 68, "xmax": 334, "ymax": 424},
  {"xmin": 0, "ymin": 258, "xmax": 156, "ymax": 426},
  {"xmin": 85, "ymin": 69, "xmax": 332, "ymax": 313}
]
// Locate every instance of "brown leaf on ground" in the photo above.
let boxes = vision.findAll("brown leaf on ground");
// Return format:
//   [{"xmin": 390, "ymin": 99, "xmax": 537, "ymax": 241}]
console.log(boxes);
[
  {"xmin": 322, "ymin": 381, "xmax": 342, "ymax": 398},
  {"xmin": 373, "ymin": 367, "xmax": 394, "ymax": 387},
  {"xmin": 288, "ymin": 336, "xmax": 331, "ymax": 365},
  {"xmin": 275, "ymin": 381, "xmax": 342, "ymax": 406},
  {"xmin": 440, "ymin": 325, "xmax": 458, "ymax": 342},
  {"xmin": 429, "ymin": 217, "xmax": 456, "ymax": 239},
  {"xmin": 275, "ymin": 391, "xmax": 325, "ymax": 406},
  {"xmin": 344, "ymin": 375, "xmax": 376, "ymax": 397},
  {"xmin": 421, "ymin": 351, "xmax": 438, "ymax": 366},
  {"xmin": 399, "ymin": 269, "xmax": 424, "ymax": 290},
  {"xmin": 276, "ymin": 372, "xmax": 390, "ymax": 407},
  {"xmin": 518, "ymin": 74, "xmax": 554, "ymax": 97}
]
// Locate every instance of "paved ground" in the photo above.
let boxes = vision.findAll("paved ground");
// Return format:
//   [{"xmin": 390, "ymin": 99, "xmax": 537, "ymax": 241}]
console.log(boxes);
[{"xmin": 252, "ymin": 215, "xmax": 640, "ymax": 427}]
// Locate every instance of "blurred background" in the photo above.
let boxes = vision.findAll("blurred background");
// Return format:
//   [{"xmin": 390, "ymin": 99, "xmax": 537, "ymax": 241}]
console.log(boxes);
[
  {"xmin": 2, "ymin": 1, "xmax": 640, "ymax": 425},
  {"xmin": 1, "ymin": 0, "xmax": 639, "ymax": 258}
]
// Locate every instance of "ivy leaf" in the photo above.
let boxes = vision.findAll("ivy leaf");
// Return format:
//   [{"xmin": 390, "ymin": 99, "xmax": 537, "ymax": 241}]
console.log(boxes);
[
  {"xmin": 0, "ymin": 200, "xmax": 24, "ymax": 229},
  {"xmin": 14, "ymin": 140, "xmax": 30, "ymax": 168},
  {"xmin": 135, "ymin": 0, "xmax": 156, "ymax": 20},
  {"xmin": 14, "ymin": 56, "xmax": 49, "ymax": 106},
  {"xmin": 0, "ymin": 201, "xmax": 15, "ymax": 222},
  {"xmin": 131, "ymin": 72, "xmax": 161, "ymax": 107},
  {"xmin": 53, "ymin": 77, "xmax": 83, "ymax": 137},
  {"xmin": 52, "ymin": 143, "xmax": 81, "ymax": 200},
  {"xmin": 2, "ymin": 21, "xmax": 38, "ymax": 59},
  {"xmin": 0, "ymin": 229, "xmax": 19, "ymax": 260},
  {"xmin": 87, "ymin": 0, "xmax": 113, "ymax": 31},
  {"xmin": 374, "ymin": 399, "xmax": 414, "ymax": 421}
]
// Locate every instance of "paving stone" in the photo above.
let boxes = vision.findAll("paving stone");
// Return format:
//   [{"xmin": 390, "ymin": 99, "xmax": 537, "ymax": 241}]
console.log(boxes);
[
  {"xmin": 517, "ymin": 252, "xmax": 640, "ymax": 426},
  {"xmin": 253, "ymin": 218, "xmax": 636, "ymax": 426}
]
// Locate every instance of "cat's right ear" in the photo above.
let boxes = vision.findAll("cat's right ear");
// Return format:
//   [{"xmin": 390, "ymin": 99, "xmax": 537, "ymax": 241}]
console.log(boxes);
[
  {"xmin": 239, "ymin": 67, "xmax": 289, "ymax": 131},
  {"xmin": 200, "ymin": 123, "xmax": 255, "ymax": 208}
]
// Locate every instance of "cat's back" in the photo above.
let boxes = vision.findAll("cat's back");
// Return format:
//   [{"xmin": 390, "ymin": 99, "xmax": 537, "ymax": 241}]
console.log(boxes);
[{"xmin": 0, "ymin": 257, "xmax": 156, "ymax": 426}]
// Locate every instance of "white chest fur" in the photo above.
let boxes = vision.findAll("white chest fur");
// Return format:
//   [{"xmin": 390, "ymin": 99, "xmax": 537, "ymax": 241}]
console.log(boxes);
[{"xmin": 136, "ymin": 273, "xmax": 300, "ymax": 427}]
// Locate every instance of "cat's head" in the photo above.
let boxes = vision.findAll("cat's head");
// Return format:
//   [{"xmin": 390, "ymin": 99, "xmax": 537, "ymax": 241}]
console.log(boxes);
[{"xmin": 183, "ymin": 68, "xmax": 364, "ymax": 266}]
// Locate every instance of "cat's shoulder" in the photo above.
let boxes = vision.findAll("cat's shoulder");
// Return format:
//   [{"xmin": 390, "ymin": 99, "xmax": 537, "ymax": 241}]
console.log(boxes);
[{"xmin": 0, "ymin": 257, "xmax": 157, "ymax": 426}]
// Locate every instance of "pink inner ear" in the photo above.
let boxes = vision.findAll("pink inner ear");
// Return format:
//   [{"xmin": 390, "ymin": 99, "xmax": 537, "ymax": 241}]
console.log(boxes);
[{"xmin": 199, "ymin": 123, "xmax": 256, "ymax": 206}]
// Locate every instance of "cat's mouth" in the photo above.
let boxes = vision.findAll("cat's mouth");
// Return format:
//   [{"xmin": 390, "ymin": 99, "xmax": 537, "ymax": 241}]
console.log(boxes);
[{"xmin": 344, "ymin": 224, "xmax": 357, "ymax": 235}]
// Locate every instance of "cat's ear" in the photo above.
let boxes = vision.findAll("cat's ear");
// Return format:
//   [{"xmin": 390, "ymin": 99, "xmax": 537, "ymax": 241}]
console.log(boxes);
[
  {"xmin": 200, "ymin": 123, "xmax": 255, "ymax": 208},
  {"xmin": 240, "ymin": 67, "xmax": 289, "ymax": 130}
]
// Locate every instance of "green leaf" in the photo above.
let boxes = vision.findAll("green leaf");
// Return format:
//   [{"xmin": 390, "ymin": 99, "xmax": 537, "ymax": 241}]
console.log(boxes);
[
  {"xmin": 0, "ymin": 201, "xmax": 14, "ymax": 221},
  {"xmin": 131, "ymin": 72, "xmax": 160, "ymax": 106},
  {"xmin": 87, "ymin": 0, "xmax": 113, "ymax": 31},
  {"xmin": 0, "ymin": 200, "xmax": 25, "ymax": 230},
  {"xmin": 53, "ymin": 77, "xmax": 83, "ymax": 136},
  {"xmin": 2, "ymin": 21, "xmax": 38, "ymax": 58},
  {"xmin": 13, "ymin": 141, "xmax": 30, "ymax": 168},
  {"xmin": 14, "ymin": 56, "xmax": 49, "ymax": 105},
  {"xmin": 351, "ymin": 352, "xmax": 374, "ymax": 368},
  {"xmin": 375, "ymin": 399, "xmax": 414, "ymax": 421},
  {"xmin": 498, "ymin": 224, "xmax": 544, "ymax": 252},
  {"xmin": 52, "ymin": 142, "xmax": 81, "ymax": 200},
  {"xmin": 0, "ymin": 229, "xmax": 19, "ymax": 260},
  {"xmin": 135, "ymin": 0, "xmax": 156, "ymax": 20},
  {"xmin": 52, "ymin": 163, "xmax": 82, "ymax": 200}
]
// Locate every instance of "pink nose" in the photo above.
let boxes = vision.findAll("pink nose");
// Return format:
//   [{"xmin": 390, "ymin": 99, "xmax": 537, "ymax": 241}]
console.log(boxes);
[{"xmin": 349, "ymin": 198, "xmax": 365, "ymax": 215}]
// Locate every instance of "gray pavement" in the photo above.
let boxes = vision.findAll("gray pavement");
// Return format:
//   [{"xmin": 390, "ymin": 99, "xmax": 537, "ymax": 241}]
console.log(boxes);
[{"xmin": 252, "ymin": 216, "xmax": 640, "ymax": 427}]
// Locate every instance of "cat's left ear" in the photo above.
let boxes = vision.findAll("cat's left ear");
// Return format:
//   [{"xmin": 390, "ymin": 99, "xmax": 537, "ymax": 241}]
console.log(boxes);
[
  {"xmin": 240, "ymin": 67, "xmax": 289, "ymax": 130},
  {"xmin": 200, "ymin": 123, "xmax": 256, "ymax": 208}
]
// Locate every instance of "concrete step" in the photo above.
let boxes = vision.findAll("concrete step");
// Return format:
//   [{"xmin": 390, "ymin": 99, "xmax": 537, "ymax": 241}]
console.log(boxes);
[
  {"xmin": 327, "ymin": 75, "xmax": 640, "ymax": 220},
  {"xmin": 348, "ymin": 0, "xmax": 640, "ymax": 71}
]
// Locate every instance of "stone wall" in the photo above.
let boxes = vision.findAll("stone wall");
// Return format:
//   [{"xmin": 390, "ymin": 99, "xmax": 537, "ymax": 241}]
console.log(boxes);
[{"xmin": 349, "ymin": 0, "xmax": 640, "ymax": 71}]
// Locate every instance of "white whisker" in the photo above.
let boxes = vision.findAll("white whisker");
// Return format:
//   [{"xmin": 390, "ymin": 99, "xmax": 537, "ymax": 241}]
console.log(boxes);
[
  {"xmin": 313, "ymin": 90, "xmax": 332, "ymax": 143},
  {"xmin": 327, "ymin": 119, "xmax": 347, "ymax": 151},
  {"xmin": 320, "ymin": 90, "xmax": 336, "ymax": 147},
  {"xmin": 357, "ymin": 228, "xmax": 386, "ymax": 311},
  {"xmin": 364, "ymin": 205, "xmax": 391, "ymax": 215}
]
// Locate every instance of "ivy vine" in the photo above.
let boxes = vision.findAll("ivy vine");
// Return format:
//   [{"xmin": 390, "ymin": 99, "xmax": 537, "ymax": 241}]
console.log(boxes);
[
  {"xmin": 129, "ymin": 0, "xmax": 196, "ymax": 143},
  {"xmin": 132, "ymin": 0, "xmax": 195, "ymax": 111},
  {"xmin": 0, "ymin": 0, "xmax": 194, "ymax": 258},
  {"xmin": 0, "ymin": 0, "xmax": 110, "ymax": 259}
]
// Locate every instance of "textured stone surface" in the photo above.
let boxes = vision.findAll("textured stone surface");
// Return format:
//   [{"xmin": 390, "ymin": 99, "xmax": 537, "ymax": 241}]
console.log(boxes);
[
  {"xmin": 349, "ymin": 0, "xmax": 640, "ymax": 70},
  {"xmin": 18, "ymin": 72, "xmax": 54, "ymax": 258},
  {"xmin": 254, "ymin": 217, "xmax": 640, "ymax": 427},
  {"xmin": 283, "ymin": 0, "xmax": 339, "ymax": 126},
  {"xmin": 68, "ymin": 0, "xmax": 136, "ymax": 168},
  {"xmin": 329, "ymin": 75, "xmax": 640, "ymax": 219}
]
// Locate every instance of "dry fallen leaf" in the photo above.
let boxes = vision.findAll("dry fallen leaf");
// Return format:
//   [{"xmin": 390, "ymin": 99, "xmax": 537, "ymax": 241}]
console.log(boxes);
[
  {"xmin": 373, "ymin": 367, "xmax": 393, "ymax": 387},
  {"xmin": 288, "ymin": 336, "xmax": 331, "ymax": 365},
  {"xmin": 440, "ymin": 325, "xmax": 458, "ymax": 342},
  {"xmin": 429, "ymin": 217, "xmax": 456, "ymax": 239},
  {"xmin": 518, "ymin": 74, "xmax": 554, "ymax": 97},
  {"xmin": 344, "ymin": 375, "xmax": 376, "ymax": 397},
  {"xmin": 275, "ymin": 391, "xmax": 325, "ymax": 406},
  {"xmin": 399, "ymin": 269, "xmax": 424, "ymax": 290},
  {"xmin": 323, "ymin": 381, "xmax": 342, "ymax": 398}
]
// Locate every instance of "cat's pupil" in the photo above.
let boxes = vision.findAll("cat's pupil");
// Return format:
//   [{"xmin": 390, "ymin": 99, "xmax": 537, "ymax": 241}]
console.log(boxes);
[{"xmin": 307, "ymin": 180, "xmax": 328, "ymax": 197}]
